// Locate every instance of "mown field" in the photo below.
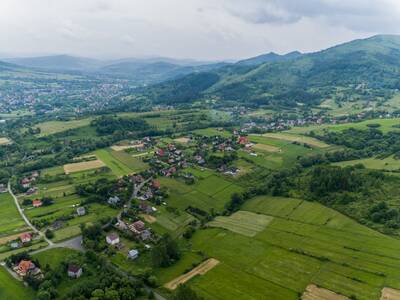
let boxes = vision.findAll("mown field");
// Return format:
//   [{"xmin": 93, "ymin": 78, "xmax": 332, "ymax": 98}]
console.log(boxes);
[
  {"xmin": 156, "ymin": 196, "xmax": 400, "ymax": 300},
  {"xmin": 35, "ymin": 118, "xmax": 93, "ymax": 137},
  {"xmin": 0, "ymin": 267, "xmax": 35, "ymax": 300}
]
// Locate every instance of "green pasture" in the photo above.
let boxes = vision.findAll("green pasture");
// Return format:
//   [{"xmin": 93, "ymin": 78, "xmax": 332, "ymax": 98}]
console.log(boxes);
[
  {"xmin": 35, "ymin": 118, "xmax": 92, "ymax": 137},
  {"xmin": 0, "ymin": 267, "xmax": 35, "ymax": 300},
  {"xmin": 0, "ymin": 192, "xmax": 26, "ymax": 237},
  {"xmin": 333, "ymin": 155, "xmax": 400, "ymax": 171}
]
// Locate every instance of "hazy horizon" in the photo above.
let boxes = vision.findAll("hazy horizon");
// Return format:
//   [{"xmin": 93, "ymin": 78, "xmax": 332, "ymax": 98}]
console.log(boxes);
[{"xmin": 2, "ymin": 0, "xmax": 400, "ymax": 60}]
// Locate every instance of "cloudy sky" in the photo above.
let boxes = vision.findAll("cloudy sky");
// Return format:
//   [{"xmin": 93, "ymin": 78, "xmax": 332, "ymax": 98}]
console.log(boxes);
[{"xmin": 1, "ymin": 0, "xmax": 400, "ymax": 61}]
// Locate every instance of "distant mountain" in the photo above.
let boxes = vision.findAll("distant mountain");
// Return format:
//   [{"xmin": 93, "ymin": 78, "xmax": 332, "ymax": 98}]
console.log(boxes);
[
  {"xmin": 3, "ymin": 55, "xmax": 103, "ymax": 71},
  {"xmin": 143, "ymin": 35, "xmax": 400, "ymax": 108},
  {"xmin": 236, "ymin": 51, "xmax": 302, "ymax": 66},
  {"xmin": 3, "ymin": 54, "xmax": 227, "ymax": 84}
]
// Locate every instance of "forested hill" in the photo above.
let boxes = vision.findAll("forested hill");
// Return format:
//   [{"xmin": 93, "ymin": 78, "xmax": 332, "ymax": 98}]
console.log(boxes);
[{"xmin": 142, "ymin": 35, "xmax": 400, "ymax": 108}]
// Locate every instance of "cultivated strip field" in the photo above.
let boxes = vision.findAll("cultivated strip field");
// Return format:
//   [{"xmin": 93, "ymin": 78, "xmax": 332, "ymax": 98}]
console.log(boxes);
[
  {"xmin": 164, "ymin": 258, "xmax": 220, "ymax": 290},
  {"xmin": 174, "ymin": 137, "xmax": 190, "ymax": 144},
  {"xmin": 140, "ymin": 214, "xmax": 157, "ymax": 223},
  {"xmin": 262, "ymin": 132, "xmax": 330, "ymax": 148},
  {"xmin": 64, "ymin": 159, "xmax": 105, "ymax": 174},
  {"xmin": 111, "ymin": 143, "xmax": 144, "ymax": 151},
  {"xmin": 302, "ymin": 284, "xmax": 349, "ymax": 300},
  {"xmin": 253, "ymin": 143, "xmax": 281, "ymax": 152},
  {"xmin": 208, "ymin": 211, "xmax": 273, "ymax": 237}
]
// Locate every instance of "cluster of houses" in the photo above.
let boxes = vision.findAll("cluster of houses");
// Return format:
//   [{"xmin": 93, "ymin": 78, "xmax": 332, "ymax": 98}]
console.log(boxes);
[
  {"xmin": 20, "ymin": 171, "xmax": 39, "ymax": 189},
  {"xmin": 9, "ymin": 232, "xmax": 36, "ymax": 250},
  {"xmin": 155, "ymin": 143, "xmax": 187, "ymax": 177}
]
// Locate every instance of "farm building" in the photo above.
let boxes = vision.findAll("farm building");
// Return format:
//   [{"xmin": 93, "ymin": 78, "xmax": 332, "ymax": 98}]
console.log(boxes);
[
  {"xmin": 106, "ymin": 233, "xmax": 120, "ymax": 245},
  {"xmin": 127, "ymin": 249, "xmax": 139, "ymax": 260},
  {"xmin": 67, "ymin": 265, "xmax": 82, "ymax": 278}
]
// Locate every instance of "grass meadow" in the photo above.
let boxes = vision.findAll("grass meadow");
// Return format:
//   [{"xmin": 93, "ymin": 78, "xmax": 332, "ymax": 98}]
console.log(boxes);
[
  {"xmin": 156, "ymin": 196, "xmax": 400, "ymax": 300},
  {"xmin": 0, "ymin": 267, "xmax": 35, "ymax": 300}
]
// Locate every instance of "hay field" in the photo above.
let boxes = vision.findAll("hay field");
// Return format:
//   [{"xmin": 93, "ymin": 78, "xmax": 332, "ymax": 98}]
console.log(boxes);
[
  {"xmin": 262, "ymin": 132, "xmax": 330, "ymax": 148},
  {"xmin": 164, "ymin": 258, "xmax": 220, "ymax": 290},
  {"xmin": 302, "ymin": 284, "xmax": 349, "ymax": 300},
  {"xmin": 208, "ymin": 211, "xmax": 273, "ymax": 237},
  {"xmin": 140, "ymin": 214, "xmax": 156, "ymax": 223},
  {"xmin": 64, "ymin": 159, "xmax": 105, "ymax": 174},
  {"xmin": 380, "ymin": 287, "xmax": 400, "ymax": 300}
]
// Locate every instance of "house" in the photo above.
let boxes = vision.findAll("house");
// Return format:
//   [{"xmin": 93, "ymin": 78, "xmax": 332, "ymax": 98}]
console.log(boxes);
[
  {"xmin": 76, "ymin": 207, "xmax": 86, "ymax": 216},
  {"xmin": 67, "ymin": 265, "xmax": 82, "ymax": 278},
  {"xmin": 238, "ymin": 136, "xmax": 249, "ymax": 145},
  {"xmin": 127, "ymin": 249, "xmax": 139, "ymax": 260},
  {"xmin": 108, "ymin": 196, "xmax": 120, "ymax": 205},
  {"xmin": 20, "ymin": 233, "xmax": 32, "ymax": 243},
  {"xmin": 128, "ymin": 220, "xmax": 145, "ymax": 235},
  {"xmin": 21, "ymin": 178, "xmax": 31, "ymax": 188},
  {"xmin": 106, "ymin": 233, "xmax": 120, "ymax": 245},
  {"xmin": 17, "ymin": 260, "xmax": 35, "ymax": 276},
  {"xmin": 152, "ymin": 180, "xmax": 161, "ymax": 190},
  {"xmin": 10, "ymin": 241, "xmax": 20, "ymax": 249},
  {"xmin": 25, "ymin": 187, "xmax": 37, "ymax": 195},
  {"xmin": 139, "ymin": 201, "xmax": 153, "ymax": 214},
  {"xmin": 32, "ymin": 199, "xmax": 42, "ymax": 208},
  {"xmin": 0, "ymin": 184, "xmax": 7, "ymax": 193},
  {"xmin": 140, "ymin": 229, "xmax": 152, "ymax": 241},
  {"xmin": 156, "ymin": 149, "xmax": 165, "ymax": 157}
]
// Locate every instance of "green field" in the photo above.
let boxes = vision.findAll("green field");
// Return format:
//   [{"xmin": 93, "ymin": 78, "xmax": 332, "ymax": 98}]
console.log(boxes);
[
  {"xmin": 159, "ymin": 174, "xmax": 243, "ymax": 214},
  {"xmin": 288, "ymin": 118, "xmax": 400, "ymax": 135},
  {"xmin": 259, "ymin": 132, "xmax": 330, "ymax": 148},
  {"xmin": 156, "ymin": 196, "xmax": 400, "ymax": 300},
  {"xmin": 95, "ymin": 148, "xmax": 147, "ymax": 176},
  {"xmin": 0, "ymin": 267, "xmax": 35, "ymax": 300},
  {"xmin": 334, "ymin": 155, "xmax": 400, "ymax": 171},
  {"xmin": 0, "ymin": 192, "xmax": 26, "ymax": 237},
  {"xmin": 35, "ymin": 118, "xmax": 93, "ymax": 137}
]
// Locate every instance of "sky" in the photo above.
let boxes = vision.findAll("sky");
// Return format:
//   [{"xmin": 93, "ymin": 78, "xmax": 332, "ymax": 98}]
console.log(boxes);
[{"xmin": 1, "ymin": 0, "xmax": 400, "ymax": 61}]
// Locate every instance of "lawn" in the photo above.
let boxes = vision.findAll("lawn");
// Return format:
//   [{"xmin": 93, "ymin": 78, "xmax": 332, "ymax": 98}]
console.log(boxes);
[
  {"xmin": 0, "ymin": 267, "xmax": 35, "ymax": 300},
  {"xmin": 155, "ymin": 196, "xmax": 400, "ymax": 300},
  {"xmin": 192, "ymin": 128, "xmax": 232, "ymax": 138}
]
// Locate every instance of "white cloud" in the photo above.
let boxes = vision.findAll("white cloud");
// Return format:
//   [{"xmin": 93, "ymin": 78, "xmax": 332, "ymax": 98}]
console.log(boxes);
[{"xmin": 0, "ymin": 0, "xmax": 399, "ymax": 60}]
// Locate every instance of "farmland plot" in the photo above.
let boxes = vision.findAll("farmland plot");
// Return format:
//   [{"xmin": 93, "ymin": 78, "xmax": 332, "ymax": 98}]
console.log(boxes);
[{"xmin": 64, "ymin": 159, "xmax": 105, "ymax": 174}]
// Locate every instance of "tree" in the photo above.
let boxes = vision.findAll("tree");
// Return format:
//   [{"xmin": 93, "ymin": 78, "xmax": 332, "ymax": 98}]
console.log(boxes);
[{"xmin": 173, "ymin": 284, "xmax": 202, "ymax": 300}]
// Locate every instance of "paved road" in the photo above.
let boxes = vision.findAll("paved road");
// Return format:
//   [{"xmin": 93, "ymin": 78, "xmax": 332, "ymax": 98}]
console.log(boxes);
[
  {"xmin": 30, "ymin": 235, "xmax": 84, "ymax": 255},
  {"xmin": 8, "ymin": 181, "xmax": 53, "ymax": 246}
]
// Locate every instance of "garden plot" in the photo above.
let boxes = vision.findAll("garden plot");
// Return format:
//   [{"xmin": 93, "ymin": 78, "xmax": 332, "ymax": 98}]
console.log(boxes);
[
  {"xmin": 164, "ymin": 258, "xmax": 220, "ymax": 290},
  {"xmin": 208, "ymin": 211, "xmax": 273, "ymax": 237},
  {"xmin": 64, "ymin": 159, "xmax": 105, "ymax": 174},
  {"xmin": 302, "ymin": 284, "xmax": 349, "ymax": 300}
]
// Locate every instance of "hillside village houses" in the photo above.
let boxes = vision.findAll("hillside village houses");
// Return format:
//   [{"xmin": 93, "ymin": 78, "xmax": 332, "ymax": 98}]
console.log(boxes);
[
  {"xmin": 106, "ymin": 233, "xmax": 120, "ymax": 245},
  {"xmin": 15, "ymin": 260, "xmax": 42, "ymax": 279},
  {"xmin": 76, "ymin": 206, "xmax": 86, "ymax": 216},
  {"xmin": 128, "ymin": 249, "xmax": 139, "ymax": 260},
  {"xmin": 67, "ymin": 265, "xmax": 83, "ymax": 278},
  {"xmin": 20, "ymin": 232, "xmax": 32, "ymax": 243},
  {"xmin": 108, "ymin": 195, "xmax": 121, "ymax": 205},
  {"xmin": 20, "ymin": 171, "xmax": 40, "ymax": 189}
]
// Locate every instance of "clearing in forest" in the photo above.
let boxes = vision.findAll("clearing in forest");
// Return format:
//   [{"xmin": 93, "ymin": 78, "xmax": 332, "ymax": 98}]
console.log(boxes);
[
  {"xmin": 164, "ymin": 258, "xmax": 220, "ymax": 290},
  {"xmin": 380, "ymin": 287, "xmax": 400, "ymax": 300},
  {"xmin": 63, "ymin": 159, "xmax": 105, "ymax": 174},
  {"xmin": 262, "ymin": 133, "xmax": 330, "ymax": 148},
  {"xmin": 208, "ymin": 211, "xmax": 273, "ymax": 237},
  {"xmin": 253, "ymin": 143, "xmax": 281, "ymax": 152},
  {"xmin": 0, "ymin": 137, "xmax": 11, "ymax": 145},
  {"xmin": 302, "ymin": 284, "xmax": 350, "ymax": 300}
]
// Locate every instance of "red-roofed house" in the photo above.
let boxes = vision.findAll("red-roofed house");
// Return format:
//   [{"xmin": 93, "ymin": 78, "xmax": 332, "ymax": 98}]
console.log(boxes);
[
  {"xmin": 238, "ymin": 136, "xmax": 249, "ymax": 145},
  {"xmin": 129, "ymin": 221, "xmax": 146, "ymax": 235},
  {"xmin": 152, "ymin": 180, "xmax": 161, "ymax": 189},
  {"xmin": 20, "ymin": 233, "xmax": 32, "ymax": 243},
  {"xmin": 17, "ymin": 260, "xmax": 34, "ymax": 276},
  {"xmin": 32, "ymin": 200, "xmax": 42, "ymax": 208}
]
